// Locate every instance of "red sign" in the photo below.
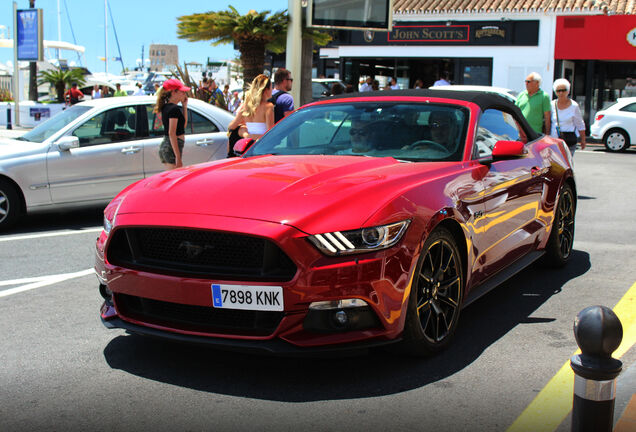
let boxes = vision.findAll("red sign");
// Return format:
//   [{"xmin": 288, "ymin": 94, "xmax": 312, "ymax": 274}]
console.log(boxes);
[{"xmin": 555, "ymin": 15, "xmax": 636, "ymax": 60}]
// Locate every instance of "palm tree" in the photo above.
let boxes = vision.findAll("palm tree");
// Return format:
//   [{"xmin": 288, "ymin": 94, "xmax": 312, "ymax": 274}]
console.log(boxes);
[
  {"xmin": 38, "ymin": 67, "xmax": 86, "ymax": 103},
  {"xmin": 177, "ymin": 7, "xmax": 330, "ymax": 88}
]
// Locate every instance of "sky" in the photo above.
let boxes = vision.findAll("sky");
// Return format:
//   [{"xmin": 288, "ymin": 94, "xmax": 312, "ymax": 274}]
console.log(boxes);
[{"xmin": 0, "ymin": 0, "xmax": 289, "ymax": 75}]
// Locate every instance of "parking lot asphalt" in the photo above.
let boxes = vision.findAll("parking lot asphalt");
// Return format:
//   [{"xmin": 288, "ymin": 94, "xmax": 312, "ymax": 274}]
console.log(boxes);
[{"xmin": 1, "ymin": 124, "xmax": 633, "ymax": 431}]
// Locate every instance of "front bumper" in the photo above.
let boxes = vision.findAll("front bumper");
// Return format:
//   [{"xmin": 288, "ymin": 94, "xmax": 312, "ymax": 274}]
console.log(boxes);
[
  {"xmin": 100, "ymin": 307, "xmax": 400, "ymax": 356},
  {"xmin": 95, "ymin": 212, "xmax": 420, "ymax": 352}
]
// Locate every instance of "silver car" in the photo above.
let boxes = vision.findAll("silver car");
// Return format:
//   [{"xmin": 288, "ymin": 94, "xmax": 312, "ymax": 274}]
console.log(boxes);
[{"xmin": 0, "ymin": 96, "xmax": 234, "ymax": 230}]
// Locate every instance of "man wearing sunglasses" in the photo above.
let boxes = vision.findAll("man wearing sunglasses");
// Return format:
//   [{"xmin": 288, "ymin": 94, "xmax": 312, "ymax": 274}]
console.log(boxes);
[
  {"xmin": 337, "ymin": 118, "xmax": 374, "ymax": 154},
  {"xmin": 270, "ymin": 68, "xmax": 295, "ymax": 123},
  {"xmin": 515, "ymin": 72, "xmax": 551, "ymax": 135}
]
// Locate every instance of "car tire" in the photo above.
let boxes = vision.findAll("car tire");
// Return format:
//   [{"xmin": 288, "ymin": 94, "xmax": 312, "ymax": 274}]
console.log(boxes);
[
  {"xmin": 400, "ymin": 227, "xmax": 464, "ymax": 356},
  {"xmin": 542, "ymin": 183, "xmax": 575, "ymax": 268},
  {"xmin": 0, "ymin": 179, "xmax": 21, "ymax": 231},
  {"xmin": 603, "ymin": 128, "xmax": 630, "ymax": 152}
]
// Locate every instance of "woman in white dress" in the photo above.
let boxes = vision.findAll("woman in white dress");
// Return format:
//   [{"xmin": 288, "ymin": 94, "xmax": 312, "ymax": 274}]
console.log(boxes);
[
  {"xmin": 550, "ymin": 78, "xmax": 586, "ymax": 154},
  {"xmin": 228, "ymin": 74, "xmax": 274, "ymax": 141}
]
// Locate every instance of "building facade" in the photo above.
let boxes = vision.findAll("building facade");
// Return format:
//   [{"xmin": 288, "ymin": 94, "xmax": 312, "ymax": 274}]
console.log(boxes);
[
  {"xmin": 149, "ymin": 44, "xmax": 179, "ymax": 72},
  {"xmin": 318, "ymin": 0, "xmax": 635, "ymax": 127}
]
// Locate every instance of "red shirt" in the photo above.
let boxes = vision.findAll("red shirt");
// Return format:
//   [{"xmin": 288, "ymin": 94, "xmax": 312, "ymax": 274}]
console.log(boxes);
[{"xmin": 65, "ymin": 88, "xmax": 84, "ymax": 104}]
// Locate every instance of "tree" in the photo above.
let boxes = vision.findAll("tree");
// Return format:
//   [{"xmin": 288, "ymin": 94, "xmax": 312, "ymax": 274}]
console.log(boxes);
[
  {"xmin": 38, "ymin": 67, "xmax": 86, "ymax": 103},
  {"xmin": 177, "ymin": 7, "xmax": 329, "ymax": 88}
]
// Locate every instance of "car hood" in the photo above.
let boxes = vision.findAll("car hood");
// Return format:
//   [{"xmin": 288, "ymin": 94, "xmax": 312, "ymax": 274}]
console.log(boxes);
[
  {"xmin": 0, "ymin": 137, "xmax": 47, "ymax": 159},
  {"xmin": 118, "ymin": 155, "xmax": 454, "ymax": 233}
]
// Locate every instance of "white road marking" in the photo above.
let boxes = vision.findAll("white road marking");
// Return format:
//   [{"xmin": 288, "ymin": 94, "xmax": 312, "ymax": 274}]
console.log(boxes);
[
  {"xmin": 0, "ymin": 227, "xmax": 102, "ymax": 242},
  {"xmin": 0, "ymin": 268, "xmax": 94, "ymax": 298}
]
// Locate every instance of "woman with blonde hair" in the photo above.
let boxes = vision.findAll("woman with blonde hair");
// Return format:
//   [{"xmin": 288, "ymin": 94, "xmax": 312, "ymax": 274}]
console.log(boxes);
[
  {"xmin": 228, "ymin": 74, "xmax": 274, "ymax": 141},
  {"xmin": 550, "ymin": 78, "xmax": 586, "ymax": 155},
  {"xmin": 154, "ymin": 78, "xmax": 189, "ymax": 169}
]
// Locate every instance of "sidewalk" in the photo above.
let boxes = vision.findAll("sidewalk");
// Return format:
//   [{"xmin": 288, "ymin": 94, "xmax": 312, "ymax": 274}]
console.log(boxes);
[{"xmin": 0, "ymin": 125, "xmax": 31, "ymax": 139}]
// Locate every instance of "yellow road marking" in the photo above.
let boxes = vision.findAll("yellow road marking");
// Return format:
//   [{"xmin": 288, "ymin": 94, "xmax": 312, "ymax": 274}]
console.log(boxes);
[{"xmin": 506, "ymin": 281, "xmax": 636, "ymax": 432}]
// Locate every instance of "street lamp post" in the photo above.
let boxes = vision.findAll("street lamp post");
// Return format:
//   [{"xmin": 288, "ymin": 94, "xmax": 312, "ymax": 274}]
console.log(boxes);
[{"xmin": 285, "ymin": 0, "xmax": 302, "ymax": 106}]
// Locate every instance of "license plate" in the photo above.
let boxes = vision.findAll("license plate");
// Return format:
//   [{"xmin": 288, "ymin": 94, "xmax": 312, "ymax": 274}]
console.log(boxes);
[{"xmin": 211, "ymin": 284, "xmax": 284, "ymax": 311}]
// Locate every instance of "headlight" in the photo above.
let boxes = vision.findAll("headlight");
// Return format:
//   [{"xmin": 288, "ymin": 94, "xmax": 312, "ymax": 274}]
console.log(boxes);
[
  {"xmin": 103, "ymin": 214, "xmax": 114, "ymax": 235},
  {"xmin": 308, "ymin": 220, "xmax": 411, "ymax": 256},
  {"xmin": 103, "ymin": 196, "xmax": 125, "ymax": 235}
]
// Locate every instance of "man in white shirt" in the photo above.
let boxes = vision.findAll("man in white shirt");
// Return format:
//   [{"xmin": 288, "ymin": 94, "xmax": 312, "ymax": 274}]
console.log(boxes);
[
  {"xmin": 133, "ymin": 83, "xmax": 145, "ymax": 96},
  {"xmin": 359, "ymin": 77, "xmax": 373, "ymax": 92},
  {"xmin": 433, "ymin": 72, "xmax": 451, "ymax": 86}
]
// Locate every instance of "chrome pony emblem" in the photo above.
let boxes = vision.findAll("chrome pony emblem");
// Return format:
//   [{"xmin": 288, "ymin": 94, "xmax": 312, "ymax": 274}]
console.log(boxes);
[{"xmin": 178, "ymin": 241, "xmax": 213, "ymax": 259}]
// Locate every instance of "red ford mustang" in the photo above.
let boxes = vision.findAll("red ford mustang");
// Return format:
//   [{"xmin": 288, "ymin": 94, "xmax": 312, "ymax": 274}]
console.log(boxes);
[{"xmin": 95, "ymin": 90, "xmax": 576, "ymax": 355}]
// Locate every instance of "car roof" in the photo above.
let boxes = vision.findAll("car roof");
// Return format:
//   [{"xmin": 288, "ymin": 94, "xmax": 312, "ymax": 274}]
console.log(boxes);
[
  {"xmin": 429, "ymin": 85, "xmax": 516, "ymax": 100},
  {"xmin": 75, "ymin": 96, "xmax": 229, "ymax": 114},
  {"xmin": 314, "ymin": 89, "xmax": 540, "ymax": 141},
  {"xmin": 312, "ymin": 78, "xmax": 343, "ymax": 83}
]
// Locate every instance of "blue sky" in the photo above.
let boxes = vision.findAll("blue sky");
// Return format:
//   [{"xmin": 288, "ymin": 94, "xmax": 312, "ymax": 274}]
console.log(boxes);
[{"xmin": 1, "ymin": 0, "xmax": 289, "ymax": 74}]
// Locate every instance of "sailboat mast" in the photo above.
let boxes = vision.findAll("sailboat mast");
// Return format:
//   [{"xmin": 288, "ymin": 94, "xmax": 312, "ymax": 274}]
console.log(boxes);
[
  {"xmin": 104, "ymin": 0, "xmax": 108, "ymax": 73},
  {"xmin": 57, "ymin": 0, "xmax": 61, "ymax": 60}
]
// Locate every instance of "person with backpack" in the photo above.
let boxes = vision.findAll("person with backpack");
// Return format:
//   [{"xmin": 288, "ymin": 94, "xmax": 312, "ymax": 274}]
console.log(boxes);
[
  {"xmin": 64, "ymin": 82, "xmax": 84, "ymax": 106},
  {"xmin": 269, "ymin": 68, "xmax": 294, "ymax": 123}
]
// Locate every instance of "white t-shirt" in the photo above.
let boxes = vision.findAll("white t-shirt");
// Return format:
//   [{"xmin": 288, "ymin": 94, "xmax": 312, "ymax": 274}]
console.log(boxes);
[{"xmin": 550, "ymin": 99, "xmax": 585, "ymax": 137}]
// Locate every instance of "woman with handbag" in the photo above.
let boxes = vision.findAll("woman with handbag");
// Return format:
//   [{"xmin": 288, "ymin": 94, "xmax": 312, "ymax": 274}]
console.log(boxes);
[{"xmin": 550, "ymin": 78, "xmax": 586, "ymax": 155}]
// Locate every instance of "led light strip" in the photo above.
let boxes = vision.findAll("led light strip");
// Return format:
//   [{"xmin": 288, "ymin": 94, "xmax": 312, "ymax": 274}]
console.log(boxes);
[{"xmin": 318, "ymin": 231, "xmax": 356, "ymax": 253}]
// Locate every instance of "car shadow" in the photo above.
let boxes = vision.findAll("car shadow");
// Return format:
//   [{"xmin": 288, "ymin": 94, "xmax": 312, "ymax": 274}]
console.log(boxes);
[
  {"xmin": 103, "ymin": 250, "xmax": 591, "ymax": 402},
  {"xmin": 2, "ymin": 206, "xmax": 104, "ymax": 235}
]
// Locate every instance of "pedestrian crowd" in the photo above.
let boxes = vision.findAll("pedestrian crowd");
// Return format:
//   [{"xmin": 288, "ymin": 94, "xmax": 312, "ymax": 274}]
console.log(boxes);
[
  {"xmin": 515, "ymin": 71, "xmax": 586, "ymax": 155},
  {"xmin": 63, "ymin": 65, "xmax": 592, "ymax": 170}
]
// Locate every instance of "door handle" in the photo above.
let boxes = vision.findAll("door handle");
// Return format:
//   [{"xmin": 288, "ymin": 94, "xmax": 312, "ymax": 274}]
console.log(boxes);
[
  {"xmin": 196, "ymin": 138, "xmax": 215, "ymax": 146},
  {"xmin": 121, "ymin": 146, "xmax": 141, "ymax": 154}
]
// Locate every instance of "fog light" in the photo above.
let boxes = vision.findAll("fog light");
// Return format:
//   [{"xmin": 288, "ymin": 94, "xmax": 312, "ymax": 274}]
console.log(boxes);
[
  {"xmin": 99, "ymin": 283, "xmax": 113, "ymax": 303},
  {"xmin": 309, "ymin": 299, "xmax": 369, "ymax": 310},
  {"xmin": 333, "ymin": 310, "xmax": 348, "ymax": 326}
]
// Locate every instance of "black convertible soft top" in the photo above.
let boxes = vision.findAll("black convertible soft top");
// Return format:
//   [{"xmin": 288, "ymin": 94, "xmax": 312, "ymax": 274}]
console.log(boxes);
[{"xmin": 324, "ymin": 89, "xmax": 541, "ymax": 141}]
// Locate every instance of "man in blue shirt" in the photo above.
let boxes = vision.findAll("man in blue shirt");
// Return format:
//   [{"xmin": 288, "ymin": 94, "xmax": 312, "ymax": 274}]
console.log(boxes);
[
  {"xmin": 270, "ymin": 68, "xmax": 294, "ymax": 123},
  {"xmin": 208, "ymin": 79, "xmax": 225, "ymax": 109}
]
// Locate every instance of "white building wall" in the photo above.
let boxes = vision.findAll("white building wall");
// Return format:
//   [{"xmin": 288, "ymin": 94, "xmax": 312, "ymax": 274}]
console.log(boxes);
[{"xmin": 326, "ymin": 12, "xmax": 558, "ymax": 95}]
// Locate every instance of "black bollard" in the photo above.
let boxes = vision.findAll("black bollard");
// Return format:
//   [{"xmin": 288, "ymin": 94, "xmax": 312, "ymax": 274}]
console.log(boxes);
[
  {"xmin": 6, "ymin": 105, "xmax": 12, "ymax": 130},
  {"xmin": 570, "ymin": 305, "xmax": 623, "ymax": 432}
]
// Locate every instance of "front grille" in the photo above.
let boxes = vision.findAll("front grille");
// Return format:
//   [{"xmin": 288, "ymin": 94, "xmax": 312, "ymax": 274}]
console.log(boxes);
[
  {"xmin": 106, "ymin": 227, "xmax": 297, "ymax": 282},
  {"xmin": 115, "ymin": 293, "xmax": 284, "ymax": 336}
]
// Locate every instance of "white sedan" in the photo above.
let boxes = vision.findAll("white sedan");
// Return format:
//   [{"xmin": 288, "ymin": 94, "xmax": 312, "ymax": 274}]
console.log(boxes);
[
  {"xmin": 590, "ymin": 97, "xmax": 636, "ymax": 152},
  {"xmin": 0, "ymin": 96, "xmax": 233, "ymax": 230}
]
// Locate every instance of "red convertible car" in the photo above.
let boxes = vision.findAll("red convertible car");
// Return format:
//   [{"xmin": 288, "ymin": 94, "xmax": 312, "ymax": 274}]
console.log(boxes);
[{"xmin": 95, "ymin": 90, "xmax": 576, "ymax": 355}]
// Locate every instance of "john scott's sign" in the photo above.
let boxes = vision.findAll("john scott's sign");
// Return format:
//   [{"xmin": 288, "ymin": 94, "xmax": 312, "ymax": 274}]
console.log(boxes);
[{"xmin": 388, "ymin": 25, "xmax": 469, "ymax": 42}]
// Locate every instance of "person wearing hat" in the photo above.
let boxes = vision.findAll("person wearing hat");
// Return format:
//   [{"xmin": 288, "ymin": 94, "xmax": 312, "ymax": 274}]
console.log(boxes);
[{"xmin": 154, "ymin": 78, "xmax": 190, "ymax": 169}]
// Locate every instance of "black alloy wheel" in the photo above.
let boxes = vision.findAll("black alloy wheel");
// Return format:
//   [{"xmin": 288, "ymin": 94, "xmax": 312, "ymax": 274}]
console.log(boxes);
[
  {"xmin": 401, "ymin": 227, "xmax": 464, "ymax": 355},
  {"xmin": 543, "ymin": 183, "xmax": 575, "ymax": 267}
]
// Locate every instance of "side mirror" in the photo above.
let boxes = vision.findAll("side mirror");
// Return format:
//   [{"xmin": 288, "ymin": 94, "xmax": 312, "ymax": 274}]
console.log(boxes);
[
  {"xmin": 492, "ymin": 140, "xmax": 525, "ymax": 158},
  {"xmin": 233, "ymin": 138, "xmax": 255, "ymax": 156},
  {"xmin": 56, "ymin": 136, "xmax": 80, "ymax": 151}
]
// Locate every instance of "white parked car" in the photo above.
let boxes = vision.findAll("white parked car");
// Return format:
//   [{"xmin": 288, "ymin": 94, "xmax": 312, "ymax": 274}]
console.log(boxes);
[
  {"xmin": 0, "ymin": 96, "xmax": 233, "ymax": 230},
  {"xmin": 590, "ymin": 97, "xmax": 636, "ymax": 152},
  {"xmin": 312, "ymin": 78, "xmax": 345, "ymax": 99}
]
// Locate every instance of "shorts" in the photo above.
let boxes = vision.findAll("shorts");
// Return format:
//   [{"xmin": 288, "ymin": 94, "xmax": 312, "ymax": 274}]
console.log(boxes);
[{"xmin": 159, "ymin": 136, "xmax": 184, "ymax": 164}]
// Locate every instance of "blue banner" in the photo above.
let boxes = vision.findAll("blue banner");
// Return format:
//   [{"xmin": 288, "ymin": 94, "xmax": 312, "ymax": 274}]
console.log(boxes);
[{"xmin": 17, "ymin": 9, "xmax": 41, "ymax": 61}]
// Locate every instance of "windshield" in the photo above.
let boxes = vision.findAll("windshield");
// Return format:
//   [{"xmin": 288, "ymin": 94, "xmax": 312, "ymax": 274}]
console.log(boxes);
[
  {"xmin": 19, "ymin": 105, "xmax": 92, "ymax": 142},
  {"xmin": 244, "ymin": 102, "xmax": 469, "ymax": 162}
]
